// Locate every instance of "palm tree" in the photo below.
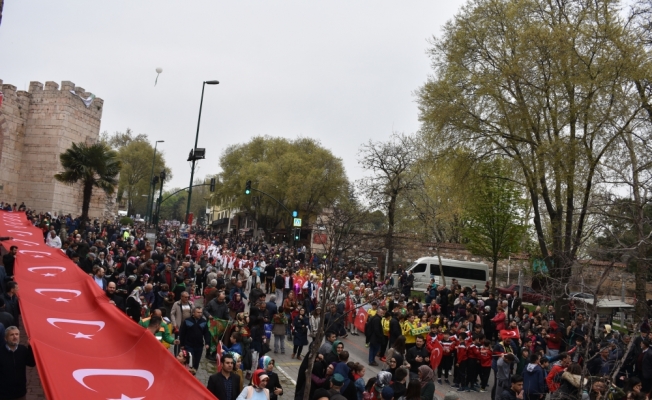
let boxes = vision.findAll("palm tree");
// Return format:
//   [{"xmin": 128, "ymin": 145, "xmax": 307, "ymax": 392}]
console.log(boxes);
[{"xmin": 55, "ymin": 142, "xmax": 121, "ymax": 231}]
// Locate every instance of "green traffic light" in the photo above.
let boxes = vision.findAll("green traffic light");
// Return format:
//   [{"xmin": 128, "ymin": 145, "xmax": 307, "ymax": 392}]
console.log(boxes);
[{"xmin": 245, "ymin": 189, "xmax": 250, "ymax": 195}]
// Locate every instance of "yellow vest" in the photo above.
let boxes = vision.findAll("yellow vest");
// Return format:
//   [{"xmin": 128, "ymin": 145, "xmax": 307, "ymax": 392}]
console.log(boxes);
[
  {"xmin": 402, "ymin": 321, "xmax": 417, "ymax": 344},
  {"xmin": 382, "ymin": 318, "xmax": 390, "ymax": 336}
]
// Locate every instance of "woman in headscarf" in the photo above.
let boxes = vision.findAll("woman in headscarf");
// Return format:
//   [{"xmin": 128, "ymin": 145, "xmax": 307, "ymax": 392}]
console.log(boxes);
[
  {"xmin": 325, "ymin": 340, "xmax": 344, "ymax": 366},
  {"xmin": 292, "ymin": 307, "xmax": 309, "ymax": 360},
  {"xmin": 418, "ymin": 365, "xmax": 435, "ymax": 400},
  {"xmin": 383, "ymin": 354, "xmax": 404, "ymax": 378},
  {"xmin": 371, "ymin": 371, "xmax": 393, "ymax": 400},
  {"xmin": 229, "ymin": 292, "xmax": 246, "ymax": 320},
  {"xmin": 126, "ymin": 287, "xmax": 143, "ymax": 322},
  {"xmin": 259, "ymin": 356, "xmax": 283, "ymax": 400},
  {"xmin": 236, "ymin": 369, "xmax": 270, "ymax": 400}
]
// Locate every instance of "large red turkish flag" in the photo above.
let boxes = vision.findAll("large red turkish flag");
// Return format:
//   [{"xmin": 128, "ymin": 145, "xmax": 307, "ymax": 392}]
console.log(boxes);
[
  {"xmin": 0, "ymin": 212, "xmax": 214, "ymax": 399},
  {"xmin": 430, "ymin": 340, "xmax": 444, "ymax": 370}
]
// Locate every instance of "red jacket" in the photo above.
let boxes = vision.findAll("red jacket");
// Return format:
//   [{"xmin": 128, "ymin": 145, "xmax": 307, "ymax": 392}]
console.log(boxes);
[
  {"xmin": 441, "ymin": 339, "xmax": 456, "ymax": 357},
  {"xmin": 426, "ymin": 333, "xmax": 439, "ymax": 353},
  {"xmin": 456, "ymin": 343, "xmax": 468, "ymax": 363},
  {"xmin": 491, "ymin": 312, "xmax": 506, "ymax": 331},
  {"xmin": 546, "ymin": 364, "xmax": 565, "ymax": 392},
  {"xmin": 478, "ymin": 346, "xmax": 493, "ymax": 367},
  {"xmin": 468, "ymin": 344, "xmax": 480, "ymax": 360}
]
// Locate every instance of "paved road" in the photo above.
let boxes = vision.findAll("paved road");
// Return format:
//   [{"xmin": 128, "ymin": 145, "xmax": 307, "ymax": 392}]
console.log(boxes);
[{"xmin": 19, "ymin": 294, "xmax": 495, "ymax": 400}]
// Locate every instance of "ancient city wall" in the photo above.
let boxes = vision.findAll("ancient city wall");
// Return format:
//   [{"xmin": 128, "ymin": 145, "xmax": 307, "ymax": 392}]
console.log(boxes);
[{"xmin": 0, "ymin": 79, "xmax": 116, "ymax": 219}]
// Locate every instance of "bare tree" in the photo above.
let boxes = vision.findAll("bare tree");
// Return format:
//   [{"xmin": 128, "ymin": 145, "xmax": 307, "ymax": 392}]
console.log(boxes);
[
  {"xmin": 358, "ymin": 133, "xmax": 418, "ymax": 276},
  {"xmin": 301, "ymin": 192, "xmax": 386, "ymax": 400}
]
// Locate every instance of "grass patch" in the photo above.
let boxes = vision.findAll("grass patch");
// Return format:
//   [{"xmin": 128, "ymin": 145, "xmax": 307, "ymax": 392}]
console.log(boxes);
[{"xmin": 410, "ymin": 291, "xmax": 424, "ymax": 301}]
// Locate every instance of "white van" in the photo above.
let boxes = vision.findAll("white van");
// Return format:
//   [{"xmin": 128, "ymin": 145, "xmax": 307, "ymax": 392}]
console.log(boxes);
[{"xmin": 397, "ymin": 257, "xmax": 489, "ymax": 290}]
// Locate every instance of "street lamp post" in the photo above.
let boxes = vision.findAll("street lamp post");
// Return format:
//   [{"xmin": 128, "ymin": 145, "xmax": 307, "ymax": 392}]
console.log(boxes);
[
  {"xmin": 146, "ymin": 140, "xmax": 164, "ymax": 225},
  {"xmin": 153, "ymin": 170, "xmax": 167, "ymax": 226},
  {"xmin": 185, "ymin": 80, "xmax": 219, "ymax": 225}
]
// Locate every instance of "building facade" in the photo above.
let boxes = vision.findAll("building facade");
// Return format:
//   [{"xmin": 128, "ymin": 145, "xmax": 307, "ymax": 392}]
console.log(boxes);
[{"xmin": 0, "ymin": 79, "xmax": 117, "ymax": 219}]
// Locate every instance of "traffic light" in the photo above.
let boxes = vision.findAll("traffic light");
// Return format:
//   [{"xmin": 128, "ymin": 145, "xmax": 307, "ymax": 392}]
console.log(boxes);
[
  {"xmin": 292, "ymin": 210, "xmax": 298, "ymax": 218},
  {"xmin": 245, "ymin": 180, "xmax": 251, "ymax": 195},
  {"xmin": 209, "ymin": 177, "xmax": 216, "ymax": 192},
  {"xmin": 293, "ymin": 228, "xmax": 300, "ymax": 241}
]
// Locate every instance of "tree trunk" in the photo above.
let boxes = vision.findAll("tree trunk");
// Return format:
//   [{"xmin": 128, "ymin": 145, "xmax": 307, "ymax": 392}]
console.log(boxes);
[
  {"xmin": 624, "ymin": 130, "xmax": 649, "ymax": 319},
  {"xmin": 80, "ymin": 179, "xmax": 94, "ymax": 232},
  {"xmin": 385, "ymin": 193, "xmax": 397, "ymax": 274},
  {"xmin": 492, "ymin": 257, "xmax": 498, "ymax": 292},
  {"xmin": 435, "ymin": 244, "xmax": 446, "ymax": 287}
]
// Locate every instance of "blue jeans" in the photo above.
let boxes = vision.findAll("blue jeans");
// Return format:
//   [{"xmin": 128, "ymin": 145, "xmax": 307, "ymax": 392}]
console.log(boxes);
[{"xmin": 369, "ymin": 343, "xmax": 380, "ymax": 363}]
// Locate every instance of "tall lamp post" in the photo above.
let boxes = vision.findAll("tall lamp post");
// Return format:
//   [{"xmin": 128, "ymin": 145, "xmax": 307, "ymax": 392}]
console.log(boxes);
[
  {"xmin": 185, "ymin": 80, "xmax": 219, "ymax": 225},
  {"xmin": 153, "ymin": 170, "xmax": 167, "ymax": 226},
  {"xmin": 146, "ymin": 140, "xmax": 164, "ymax": 225}
]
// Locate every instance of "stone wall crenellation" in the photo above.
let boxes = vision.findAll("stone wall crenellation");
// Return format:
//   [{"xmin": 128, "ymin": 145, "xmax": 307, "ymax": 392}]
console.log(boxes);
[{"xmin": 0, "ymin": 79, "xmax": 116, "ymax": 218}]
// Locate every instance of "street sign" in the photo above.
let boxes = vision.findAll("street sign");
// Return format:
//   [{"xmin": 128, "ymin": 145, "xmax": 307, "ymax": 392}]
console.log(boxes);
[{"xmin": 293, "ymin": 218, "xmax": 302, "ymax": 227}]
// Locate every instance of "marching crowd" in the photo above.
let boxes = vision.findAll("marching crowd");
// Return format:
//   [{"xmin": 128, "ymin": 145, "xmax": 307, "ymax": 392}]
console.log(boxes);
[{"xmin": 0, "ymin": 209, "xmax": 651, "ymax": 400}]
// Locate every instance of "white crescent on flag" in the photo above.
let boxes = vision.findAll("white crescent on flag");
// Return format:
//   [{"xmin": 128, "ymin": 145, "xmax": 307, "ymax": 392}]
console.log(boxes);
[
  {"xmin": 47, "ymin": 318, "xmax": 106, "ymax": 331},
  {"xmin": 72, "ymin": 369, "xmax": 154, "ymax": 392},
  {"xmin": 35, "ymin": 288, "xmax": 82, "ymax": 297}
]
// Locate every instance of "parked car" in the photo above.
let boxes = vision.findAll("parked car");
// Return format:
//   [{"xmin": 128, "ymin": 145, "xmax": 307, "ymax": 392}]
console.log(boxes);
[{"xmin": 496, "ymin": 284, "xmax": 551, "ymax": 305}]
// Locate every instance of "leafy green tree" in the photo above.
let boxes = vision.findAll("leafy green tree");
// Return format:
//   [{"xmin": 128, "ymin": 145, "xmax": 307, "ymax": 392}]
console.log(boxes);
[
  {"xmin": 54, "ymin": 142, "xmax": 121, "ymax": 230},
  {"xmin": 417, "ymin": 0, "xmax": 644, "ymax": 283},
  {"xmin": 101, "ymin": 129, "xmax": 171, "ymax": 217},
  {"xmin": 218, "ymin": 136, "xmax": 348, "ymax": 239},
  {"xmin": 464, "ymin": 162, "xmax": 527, "ymax": 291}
]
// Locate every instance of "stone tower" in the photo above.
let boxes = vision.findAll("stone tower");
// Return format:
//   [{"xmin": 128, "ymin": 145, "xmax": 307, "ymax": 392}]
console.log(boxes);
[{"xmin": 0, "ymin": 79, "xmax": 117, "ymax": 219}]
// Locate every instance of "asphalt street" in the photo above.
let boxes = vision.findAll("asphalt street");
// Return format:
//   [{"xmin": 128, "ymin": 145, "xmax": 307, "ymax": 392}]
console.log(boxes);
[{"xmin": 190, "ymin": 293, "xmax": 497, "ymax": 400}]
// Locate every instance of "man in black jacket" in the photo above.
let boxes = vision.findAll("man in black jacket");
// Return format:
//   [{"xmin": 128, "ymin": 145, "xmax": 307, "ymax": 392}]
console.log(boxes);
[
  {"xmin": 406, "ymin": 336, "xmax": 430, "ymax": 374},
  {"xmin": 502, "ymin": 375, "xmax": 524, "ymax": 400},
  {"xmin": 204, "ymin": 293, "xmax": 230, "ymax": 321},
  {"xmin": 389, "ymin": 312, "xmax": 402, "ymax": 347},
  {"xmin": 3, "ymin": 282, "xmax": 19, "ymax": 329},
  {"xmin": 0, "ymin": 326, "xmax": 35, "ymax": 400},
  {"xmin": 106, "ymin": 282, "xmax": 126, "ymax": 312},
  {"xmin": 265, "ymin": 262, "xmax": 276, "ymax": 294},
  {"xmin": 368, "ymin": 306, "xmax": 386, "ymax": 366},
  {"xmin": 207, "ymin": 353, "xmax": 241, "ymax": 400},
  {"xmin": 2, "ymin": 246, "xmax": 17, "ymax": 279},
  {"xmin": 179, "ymin": 307, "xmax": 211, "ymax": 371},
  {"xmin": 274, "ymin": 271, "xmax": 285, "ymax": 305}
]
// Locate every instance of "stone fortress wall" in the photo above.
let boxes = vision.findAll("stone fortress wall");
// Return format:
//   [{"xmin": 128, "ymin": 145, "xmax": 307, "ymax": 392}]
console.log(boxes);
[{"xmin": 0, "ymin": 79, "xmax": 116, "ymax": 219}]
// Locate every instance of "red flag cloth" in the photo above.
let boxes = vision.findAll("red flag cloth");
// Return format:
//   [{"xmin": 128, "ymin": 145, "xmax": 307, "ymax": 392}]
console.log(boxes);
[
  {"xmin": 0, "ymin": 211, "xmax": 213, "ymax": 400},
  {"xmin": 430, "ymin": 340, "xmax": 444, "ymax": 370},
  {"xmin": 354, "ymin": 307, "xmax": 368, "ymax": 333},
  {"xmin": 500, "ymin": 327, "xmax": 520, "ymax": 341},
  {"xmin": 215, "ymin": 340, "xmax": 222, "ymax": 372}
]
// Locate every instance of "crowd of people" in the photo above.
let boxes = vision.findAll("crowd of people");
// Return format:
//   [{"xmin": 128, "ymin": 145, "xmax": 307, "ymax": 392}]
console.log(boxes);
[{"xmin": 0, "ymin": 208, "xmax": 652, "ymax": 400}]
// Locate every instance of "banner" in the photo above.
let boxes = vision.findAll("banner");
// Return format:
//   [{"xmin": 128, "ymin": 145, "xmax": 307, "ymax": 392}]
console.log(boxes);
[
  {"xmin": 0, "ymin": 211, "xmax": 214, "ymax": 399},
  {"xmin": 410, "ymin": 325, "xmax": 430, "ymax": 336}
]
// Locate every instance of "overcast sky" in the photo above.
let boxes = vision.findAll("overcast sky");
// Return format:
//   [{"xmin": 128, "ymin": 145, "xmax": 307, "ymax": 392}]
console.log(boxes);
[{"xmin": 0, "ymin": 1, "xmax": 466, "ymax": 189}]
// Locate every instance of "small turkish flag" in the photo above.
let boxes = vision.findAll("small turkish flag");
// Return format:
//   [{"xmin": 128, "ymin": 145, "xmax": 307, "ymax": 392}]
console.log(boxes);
[
  {"xmin": 354, "ymin": 308, "xmax": 368, "ymax": 333},
  {"xmin": 500, "ymin": 328, "xmax": 520, "ymax": 340}
]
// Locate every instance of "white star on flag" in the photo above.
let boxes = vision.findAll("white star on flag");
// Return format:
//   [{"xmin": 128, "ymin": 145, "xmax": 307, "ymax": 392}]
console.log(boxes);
[
  {"xmin": 109, "ymin": 395, "xmax": 145, "ymax": 400},
  {"xmin": 68, "ymin": 332, "xmax": 93, "ymax": 339},
  {"xmin": 53, "ymin": 297, "xmax": 71, "ymax": 302},
  {"xmin": 42, "ymin": 273, "xmax": 57, "ymax": 277}
]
